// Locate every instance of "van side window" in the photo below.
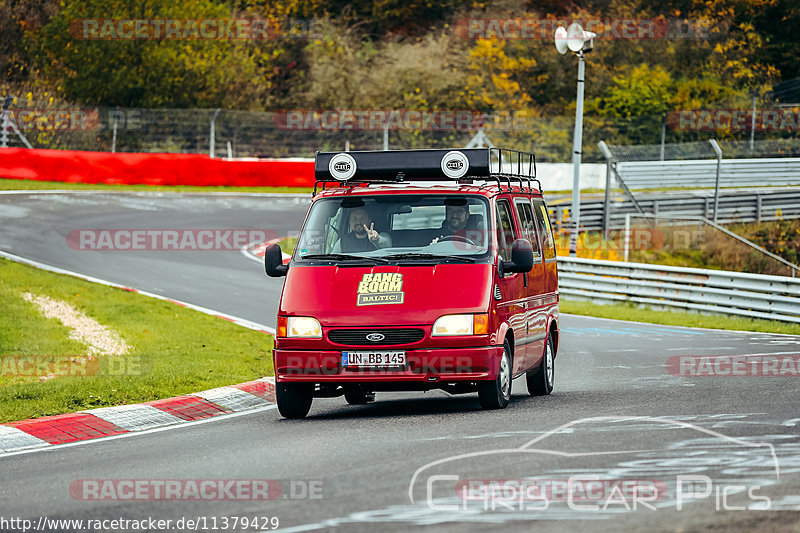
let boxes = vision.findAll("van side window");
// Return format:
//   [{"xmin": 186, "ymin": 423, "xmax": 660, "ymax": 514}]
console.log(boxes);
[
  {"xmin": 514, "ymin": 199, "xmax": 542, "ymax": 260},
  {"xmin": 496, "ymin": 200, "xmax": 516, "ymax": 262},
  {"xmin": 532, "ymin": 200, "xmax": 556, "ymax": 261}
]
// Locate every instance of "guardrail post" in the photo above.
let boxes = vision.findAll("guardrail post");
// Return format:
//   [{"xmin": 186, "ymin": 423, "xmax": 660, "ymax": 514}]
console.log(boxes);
[
  {"xmin": 598, "ymin": 140, "xmax": 613, "ymax": 238},
  {"xmin": 756, "ymin": 194, "xmax": 762, "ymax": 223},
  {"xmin": 624, "ymin": 213, "xmax": 631, "ymax": 262},
  {"xmin": 0, "ymin": 108, "xmax": 8, "ymax": 148},
  {"xmin": 709, "ymin": 139, "xmax": 722, "ymax": 223}
]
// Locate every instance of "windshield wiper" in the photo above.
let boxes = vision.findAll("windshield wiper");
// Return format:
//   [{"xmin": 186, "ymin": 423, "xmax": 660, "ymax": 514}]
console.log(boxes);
[
  {"xmin": 384, "ymin": 253, "xmax": 475, "ymax": 263},
  {"xmin": 300, "ymin": 253, "xmax": 389, "ymax": 264}
]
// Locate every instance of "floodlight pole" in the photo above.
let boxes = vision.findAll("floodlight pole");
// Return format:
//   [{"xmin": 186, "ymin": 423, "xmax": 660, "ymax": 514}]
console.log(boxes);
[{"xmin": 568, "ymin": 51, "xmax": 585, "ymax": 257}]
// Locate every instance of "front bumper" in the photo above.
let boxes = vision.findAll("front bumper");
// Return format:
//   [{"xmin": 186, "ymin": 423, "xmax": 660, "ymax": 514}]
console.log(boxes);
[{"xmin": 274, "ymin": 345, "xmax": 502, "ymax": 383}]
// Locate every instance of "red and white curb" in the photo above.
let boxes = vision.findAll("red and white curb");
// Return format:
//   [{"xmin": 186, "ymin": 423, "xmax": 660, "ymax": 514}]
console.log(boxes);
[
  {"xmin": 0, "ymin": 378, "xmax": 276, "ymax": 454},
  {"xmin": 241, "ymin": 237, "xmax": 291, "ymax": 265},
  {"xmin": 0, "ymin": 250, "xmax": 280, "ymax": 455}
]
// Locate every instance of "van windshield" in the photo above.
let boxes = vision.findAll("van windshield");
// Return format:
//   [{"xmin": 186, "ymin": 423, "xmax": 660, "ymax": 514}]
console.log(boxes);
[{"xmin": 293, "ymin": 195, "xmax": 491, "ymax": 263}]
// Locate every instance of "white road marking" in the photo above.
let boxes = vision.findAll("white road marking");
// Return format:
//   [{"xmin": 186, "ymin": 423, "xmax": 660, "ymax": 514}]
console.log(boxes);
[
  {"xmin": 563, "ymin": 313, "xmax": 800, "ymax": 337},
  {"xmin": 0, "ymin": 250, "xmax": 275, "ymax": 335}
]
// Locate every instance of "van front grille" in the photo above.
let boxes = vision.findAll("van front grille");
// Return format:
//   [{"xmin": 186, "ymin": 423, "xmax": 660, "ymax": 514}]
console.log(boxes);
[{"xmin": 328, "ymin": 328, "xmax": 425, "ymax": 345}]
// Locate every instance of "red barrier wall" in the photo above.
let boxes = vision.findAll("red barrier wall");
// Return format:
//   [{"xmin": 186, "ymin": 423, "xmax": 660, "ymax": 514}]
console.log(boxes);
[{"xmin": 0, "ymin": 148, "xmax": 315, "ymax": 187}]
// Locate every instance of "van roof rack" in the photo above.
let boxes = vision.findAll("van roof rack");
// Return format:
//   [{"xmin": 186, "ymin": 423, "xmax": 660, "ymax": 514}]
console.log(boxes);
[{"xmin": 313, "ymin": 147, "xmax": 539, "ymax": 196}]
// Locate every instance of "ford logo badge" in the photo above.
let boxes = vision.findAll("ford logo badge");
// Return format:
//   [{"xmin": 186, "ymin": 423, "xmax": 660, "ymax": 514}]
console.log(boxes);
[{"xmin": 366, "ymin": 333, "xmax": 385, "ymax": 342}]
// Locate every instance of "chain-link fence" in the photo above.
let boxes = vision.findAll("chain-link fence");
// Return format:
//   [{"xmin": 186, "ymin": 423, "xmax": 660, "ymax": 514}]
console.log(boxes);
[
  {"xmin": 0, "ymin": 106, "xmax": 496, "ymax": 158},
  {"xmin": 3, "ymin": 102, "xmax": 800, "ymax": 162},
  {"xmin": 604, "ymin": 139, "xmax": 800, "ymax": 162}
]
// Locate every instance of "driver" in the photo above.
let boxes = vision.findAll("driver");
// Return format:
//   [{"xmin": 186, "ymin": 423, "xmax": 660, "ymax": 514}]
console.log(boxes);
[
  {"xmin": 429, "ymin": 204, "xmax": 470, "ymax": 244},
  {"xmin": 333, "ymin": 207, "xmax": 392, "ymax": 253}
]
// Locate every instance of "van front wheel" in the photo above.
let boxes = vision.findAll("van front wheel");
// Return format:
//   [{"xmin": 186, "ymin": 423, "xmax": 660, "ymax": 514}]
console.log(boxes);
[
  {"xmin": 276, "ymin": 382, "xmax": 313, "ymax": 419},
  {"xmin": 478, "ymin": 341, "xmax": 512, "ymax": 409}
]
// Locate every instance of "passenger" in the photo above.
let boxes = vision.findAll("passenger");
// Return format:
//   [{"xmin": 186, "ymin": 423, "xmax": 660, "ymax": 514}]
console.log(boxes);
[{"xmin": 333, "ymin": 207, "xmax": 392, "ymax": 253}]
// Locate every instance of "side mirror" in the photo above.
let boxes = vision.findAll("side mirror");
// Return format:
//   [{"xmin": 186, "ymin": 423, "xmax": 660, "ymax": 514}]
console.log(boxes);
[
  {"xmin": 502, "ymin": 238, "xmax": 534, "ymax": 274},
  {"xmin": 265, "ymin": 244, "xmax": 288, "ymax": 277}
]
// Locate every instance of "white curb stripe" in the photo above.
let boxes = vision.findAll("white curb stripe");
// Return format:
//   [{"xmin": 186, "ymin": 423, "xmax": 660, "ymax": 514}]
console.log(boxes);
[
  {"xmin": 193, "ymin": 387, "xmax": 272, "ymax": 412},
  {"xmin": 0, "ymin": 425, "xmax": 50, "ymax": 453},
  {"xmin": 82, "ymin": 405, "xmax": 184, "ymax": 432}
]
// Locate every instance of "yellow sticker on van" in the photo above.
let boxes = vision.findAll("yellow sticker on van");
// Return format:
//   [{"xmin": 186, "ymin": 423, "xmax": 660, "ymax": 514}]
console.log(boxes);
[{"xmin": 357, "ymin": 273, "xmax": 404, "ymax": 305}]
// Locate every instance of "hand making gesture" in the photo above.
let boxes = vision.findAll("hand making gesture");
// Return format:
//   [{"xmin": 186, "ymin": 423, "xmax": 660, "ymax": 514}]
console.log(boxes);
[{"xmin": 366, "ymin": 223, "xmax": 380, "ymax": 243}]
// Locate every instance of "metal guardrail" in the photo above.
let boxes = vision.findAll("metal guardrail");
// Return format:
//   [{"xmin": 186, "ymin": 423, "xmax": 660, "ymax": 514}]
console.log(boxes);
[
  {"xmin": 618, "ymin": 213, "xmax": 800, "ymax": 277},
  {"xmin": 616, "ymin": 158, "xmax": 800, "ymax": 189},
  {"xmin": 557, "ymin": 256, "xmax": 800, "ymax": 323},
  {"xmin": 552, "ymin": 189, "xmax": 800, "ymax": 231}
]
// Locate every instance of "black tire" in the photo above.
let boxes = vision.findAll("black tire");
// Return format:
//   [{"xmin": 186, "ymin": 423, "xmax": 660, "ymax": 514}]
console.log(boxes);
[
  {"xmin": 527, "ymin": 335, "xmax": 555, "ymax": 396},
  {"xmin": 276, "ymin": 382, "xmax": 314, "ymax": 419},
  {"xmin": 344, "ymin": 387, "xmax": 372, "ymax": 405},
  {"xmin": 479, "ymin": 340, "xmax": 512, "ymax": 409}
]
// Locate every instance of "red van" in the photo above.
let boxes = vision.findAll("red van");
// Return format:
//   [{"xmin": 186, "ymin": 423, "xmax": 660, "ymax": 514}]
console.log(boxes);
[{"xmin": 265, "ymin": 148, "xmax": 559, "ymax": 418}]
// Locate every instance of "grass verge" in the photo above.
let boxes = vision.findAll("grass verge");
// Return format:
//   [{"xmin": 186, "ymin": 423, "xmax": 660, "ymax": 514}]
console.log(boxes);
[
  {"xmin": 0, "ymin": 177, "xmax": 312, "ymax": 195},
  {"xmin": 277, "ymin": 236, "xmax": 299, "ymax": 255},
  {"xmin": 0, "ymin": 257, "xmax": 273, "ymax": 423},
  {"xmin": 561, "ymin": 298, "xmax": 800, "ymax": 335}
]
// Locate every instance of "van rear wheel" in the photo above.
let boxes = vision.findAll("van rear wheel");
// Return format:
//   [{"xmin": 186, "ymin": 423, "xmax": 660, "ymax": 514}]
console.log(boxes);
[
  {"xmin": 276, "ymin": 382, "xmax": 313, "ymax": 419},
  {"xmin": 478, "ymin": 340, "xmax": 512, "ymax": 409},
  {"xmin": 527, "ymin": 335, "xmax": 555, "ymax": 396}
]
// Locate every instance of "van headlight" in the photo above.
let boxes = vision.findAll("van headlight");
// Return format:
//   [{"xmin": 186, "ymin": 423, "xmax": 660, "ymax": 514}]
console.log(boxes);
[
  {"xmin": 285, "ymin": 316, "xmax": 322, "ymax": 338},
  {"xmin": 432, "ymin": 314, "xmax": 489, "ymax": 336}
]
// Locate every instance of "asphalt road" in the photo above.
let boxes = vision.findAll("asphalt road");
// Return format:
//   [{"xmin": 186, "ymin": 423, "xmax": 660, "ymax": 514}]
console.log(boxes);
[
  {"xmin": 1, "ymin": 191, "xmax": 799, "ymax": 532},
  {"xmin": 0, "ymin": 191, "xmax": 309, "ymax": 327}
]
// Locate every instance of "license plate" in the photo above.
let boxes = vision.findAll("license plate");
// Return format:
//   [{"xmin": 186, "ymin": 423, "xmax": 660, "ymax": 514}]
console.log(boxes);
[{"xmin": 342, "ymin": 351, "xmax": 406, "ymax": 367}]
